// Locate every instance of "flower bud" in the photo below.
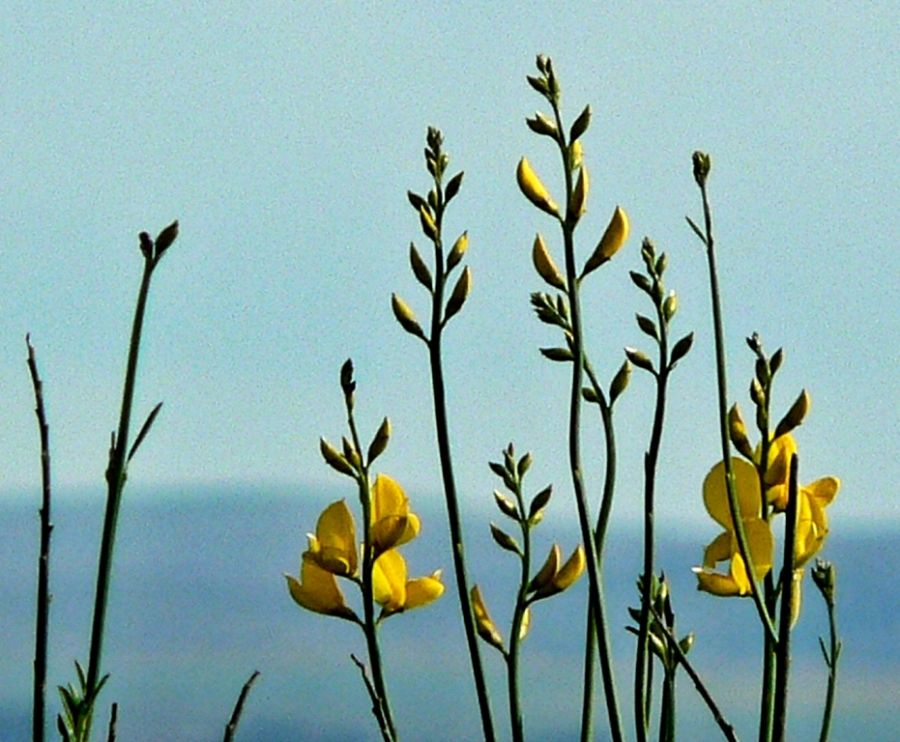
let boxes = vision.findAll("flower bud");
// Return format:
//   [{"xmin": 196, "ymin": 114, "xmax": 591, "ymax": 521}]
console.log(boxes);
[
  {"xmin": 517, "ymin": 157, "xmax": 560, "ymax": 217},
  {"xmin": 532, "ymin": 233, "xmax": 566, "ymax": 290},
  {"xmin": 568, "ymin": 165, "xmax": 589, "ymax": 222},
  {"xmin": 582, "ymin": 205, "xmax": 629, "ymax": 277},
  {"xmin": 447, "ymin": 231, "xmax": 469, "ymax": 272},
  {"xmin": 692, "ymin": 151, "xmax": 711, "ymax": 187},
  {"xmin": 471, "ymin": 586, "xmax": 505, "ymax": 652},
  {"xmin": 774, "ymin": 389, "xmax": 810, "ymax": 439},
  {"xmin": 391, "ymin": 294, "xmax": 426, "ymax": 341},
  {"xmin": 728, "ymin": 404, "xmax": 755, "ymax": 460}
]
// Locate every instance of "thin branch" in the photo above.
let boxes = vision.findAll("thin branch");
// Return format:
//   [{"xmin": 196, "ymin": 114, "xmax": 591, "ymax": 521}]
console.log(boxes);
[
  {"xmin": 223, "ymin": 670, "xmax": 260, "ymax": 742},
  {"xmin": 649, "ymin": 606, "xmax": 739, "ymax": 742},
  {"xmin": 27, "ymin": 334, "xmax": 53, "ymax": 742}
]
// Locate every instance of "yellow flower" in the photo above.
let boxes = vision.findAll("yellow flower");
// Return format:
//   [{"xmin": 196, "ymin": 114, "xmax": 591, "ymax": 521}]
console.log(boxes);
[
  {"xmin": 371, "ymin": 474, "xmax": 421, "ymax": 553},
  {"xmin": 794, "ymin": 476, "xmax": 840, "ymax": 566},
  {"xmin": 305, "ymin": 500, "xmax": 358, "ymax": 577},
  {"xmin": 373, "ymin": 549, "xmax": 444, "ymax": 617},
  {"xmin": 761, "ymin": 434, "xmax": 798, "ymax": 511},
  {"xmin": 694, "ymin": 458, "xmax": 774, "ymax": 596},
  {"xmin": 285, "ymin": 554, "xmax": 359, "ymax": 622}
]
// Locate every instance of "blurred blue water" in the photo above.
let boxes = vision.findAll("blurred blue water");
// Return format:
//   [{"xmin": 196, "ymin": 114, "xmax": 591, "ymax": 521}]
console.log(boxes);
[{"xmin": 1, "ymin": 486, "xmax": 896, "ymax": 740}]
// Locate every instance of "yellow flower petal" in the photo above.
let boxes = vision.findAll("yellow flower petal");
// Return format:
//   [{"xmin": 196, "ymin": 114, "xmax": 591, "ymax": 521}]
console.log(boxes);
[
  {"xmin": 763, "ymin": 434, "xmax": 797, "ymax": 511},
  {"xmin": 703, "ymin": 458, "xmax": 761, "ymax": 529},
  {"xmin": 405, "ymin": 570, "xmax": 444, "ymax": 610},
  {"xmin": 310, "ymin": 500, "xmax": 358, "ymax": 576},
  {"xmin": 286, "ymin": 555, "xmax": 358, "ymax": 621},
  {"xmin": 372, "ymin": 474, "xmax": 420, "ymax": 551},
  {"xmin": 373, "ymin": 549, "xmax": 407, "ymax": 614}
]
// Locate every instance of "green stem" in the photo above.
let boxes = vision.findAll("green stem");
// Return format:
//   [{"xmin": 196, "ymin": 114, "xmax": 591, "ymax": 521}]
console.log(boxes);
[
  {"xmin": 427, "ymin": 187, "xmax": 496, "ymax": 740},
  {"xmin": 580, "ymin": 604, "xmax": 596, "ymax": 742},
  {"xmin": 696, "ymin": 177, "xmax": 778, "ymax": 645},
  {"xmin": 771, "ymin": 455, "xmax": 799, "ymax": 742},
  {"xmin": 85, "ymin": 255, "xmax": 157, "ymax": 730},
  {"xmin": 658, "ymin": 670, "xmax": 676, "ymax": 742},
  {"xmin": 550, "ymin": 100, "xmax": 623, "ymax": 742},
  {"xmin": 635, "ymin": 313, "xmax": 671, "ymax": 742},
  {"xmin": 347, "ymin": 403, "xmax": 397, "ymax": 741},
  {"xmin": 817, "ymin": 596, "xmax": 840, "ymax": 742},
  {"xmin": 507, "ymin": 482, "xmax": 531, "ymax": 742},
  {"xmin": 650, "ymin": 605, "xmax": 739, "ymax": 742},
  {"xmin": 581, "ymin": 358, "xmax": 619, "ymax": 742},
  {"xmin": 27, "ymin": 337, "xmax": 52, "ymax": 742}
]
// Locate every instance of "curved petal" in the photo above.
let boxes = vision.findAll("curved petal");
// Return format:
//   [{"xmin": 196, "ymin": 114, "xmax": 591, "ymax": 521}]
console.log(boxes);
[
  {"xmin": 693, "ymin": 565, "xmax": 743, "ymax": 596},
  {"xmin": 804, "ymin": 476, "xmax": 840, "ymax": 508},
  {"xmin": 703, "ymin": 458, "xmax": 761, "ymax": 528},
  {"xmin": 312, "ymin": 500, "xmax": 358, "ymax": 576},
  {"xmin": 702, "ymin": 531, "xmax": 732, "ymax": 567},
  {"xmin": 373, "ymin": 549, "xmax": 407, "ymax": 613},
  {"xmin": 286, "ymin": 555, "xmax": 358, "ymax": 621},
  {"xmin": 764, "ymin": 435, "xmax": 797, "ymax": 511},
  {"xmin": 405, "ymin": 570, "xmax": 444, "ymax": 610},
  {"xmin": 372, "ymin": 474, "xmax": 421, "ymax": 550},
  {"xmin": 764, "ymin": 434, "xmax": 797, "ymax": 487}
]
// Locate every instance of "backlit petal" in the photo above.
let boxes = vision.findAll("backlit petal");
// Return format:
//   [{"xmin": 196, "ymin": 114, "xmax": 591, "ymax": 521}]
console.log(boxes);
[
  {"xmin": 405, "ymin": 570, "xmax": 444, "ymax": 610},
  {"xmin": 313, "ymin": 500, "xmax": 358, "ymax": 576},
  {"xmin": 703, "ymin": 458, "xmax": 761, "ymax": 528},
  {"xmin": 286, "ymin": 555, "xmax": 358, "ymax": 621},
  {"xmin": 373, "ymin": 549, "xmax": 407, "ymax": 613}
]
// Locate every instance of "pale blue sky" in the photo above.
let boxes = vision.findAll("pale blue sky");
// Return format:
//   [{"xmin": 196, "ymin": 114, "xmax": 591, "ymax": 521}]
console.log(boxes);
[{"xmin": 2, "ymin": 3, "xmax": 897, "ymax": 530}]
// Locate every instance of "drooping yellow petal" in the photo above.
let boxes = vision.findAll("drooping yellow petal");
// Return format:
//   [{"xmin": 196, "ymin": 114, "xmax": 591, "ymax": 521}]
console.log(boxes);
[
  {"xmin": 695, "ymin": 519, "xmax": 773, "ymax": 596},
  {"xmin": 702, "ymin": 531, "xmax": 733, "ymax": 568},
  {"xmin": 371, "ymin": 474, "xmax": 421, "ymax": 551},
  {"xmin": 703, "ymin": 458, "xmax": 761, "ymax": 529},
  {"xmin": 373, "ymin": 549, "xmax": 407, "ymax": 614},
  {"xmin": 286, "ymin": 555, "xmax": 358, "ymax": 621},
  {"xmin": 405, "ymin": 570, "xmax": 444, "ymax": 610},
  {"xmin": 804, "ymin": 476, "xmax": 840, "ymax": 509},
  {"xmin": 309, "ymin": 500, "xmax": 358, "ymax": 576}
]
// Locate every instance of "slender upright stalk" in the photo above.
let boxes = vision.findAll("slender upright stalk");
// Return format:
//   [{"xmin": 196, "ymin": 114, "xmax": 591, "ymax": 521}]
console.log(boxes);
[
  {"xmin": 635, "ymin": 336, "xmax": 670, "ymax": 741},
  {"xmin": 85, "ymin": 259, "xmax": 153, "ymax": 706},
  {"xmin": 564, "ymin": 238, "xmax": 624, "ymax": 740},
  {"xmin": 506, "ymin": 481, "xmax": 532, "ymax": 742},
  {"xmin": 658, "ymin": 670, "xmax": 676, "ymax": 742},
  {"xmin": 550, "ymin": 101, "xmax": 623, "ymax": 738},
  {"xmin": 82, "ymin": 223, "xmax": 177, "ymax": 738},
  {"xmin": 772, "ymin": 455, "xmax": 800, "ymax": 742},
  {"xmin": 817, "ymin": 583, "xmax": 840, "ymax": 742},
  {"xmin": 691, "ymin": 159, "xmax": 777, "ymax": 645},
  {"xmin": 27, "ymin": 336, "xmax": 52, "ymax": 742},
  {"xmin": 428, "ymin": 337, "xmax": 495, "ymax": 741},
  {"xmin": 427, "ymin": 183, "xmax": 496, "ymax": 741},
  {"xmin": 581, "ymin": 358, "xmax": 619, "ymax": 742},
  {"xmin": 346, "ymin": 400, "xmax": 397, "ymax": 740}
]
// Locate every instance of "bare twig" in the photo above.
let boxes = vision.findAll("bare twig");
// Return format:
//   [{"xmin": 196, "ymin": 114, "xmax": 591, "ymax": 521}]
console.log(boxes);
[
  {"xmin": 223, "ymin": 670, "xmax": 260, "ymax": 742},
  {"xmin": 27, "ymin": 334, "xmax": 53, "ymax": 742}
]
